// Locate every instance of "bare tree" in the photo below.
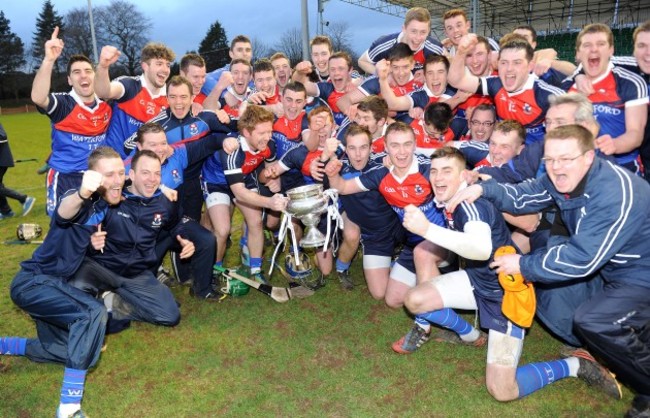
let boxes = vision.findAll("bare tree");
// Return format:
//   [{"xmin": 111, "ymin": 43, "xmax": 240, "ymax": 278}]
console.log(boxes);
[
  {"xmin": 325, "ymin": 21, "xmax": 358, "ymax": 62},
  {"xmin": 62, "ymin": 7, "xmax": 100, "ymax": 62},
  {"xmin": 274, "ymin": 28, "xmax": 303, "ymax": 67},
  {"xmin": 96, "ymin": 0, "xmax": 151, "ymax": 75},
  {"xmin": 251, "ymin": 37, "xmax": 272, "ymax": 61}
]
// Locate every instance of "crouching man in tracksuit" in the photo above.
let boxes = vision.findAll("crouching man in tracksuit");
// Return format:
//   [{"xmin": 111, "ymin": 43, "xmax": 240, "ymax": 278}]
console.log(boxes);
[
  {"xmin": 451, "ymin": 125, "xmax": 650, "ymax": 416},
  {"xmin": 71, "ymin": 149, "xmax": 198, "ymax": 327},
  {"xmin": 1, "ymin": 146, "xmax": 125, "ymax": 418}
]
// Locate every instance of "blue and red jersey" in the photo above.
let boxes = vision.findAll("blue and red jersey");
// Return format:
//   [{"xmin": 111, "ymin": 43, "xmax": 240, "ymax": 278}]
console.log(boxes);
[
  {"xmin": 125, "ymin": 135, "xmax": 224, "ymax": 191},
  {"xmin": 451, "ymin": 71, "xmax": 497, "ymax": 135},
  {"xmin": 395, "ymin": 114, "xmax": 456, "ymax": 157},
  {"xmin": 371, "ymin": 136, "xmax": 386, "ymax": 154},
  {"xmin": 478, "ymin": 74, "xmax": 563, "ymax": 144},
  {"xmin": 315, "ymin": 81, "xmax": 348, "ymax": 126},
  {"xmin": 201, "ymin": 64, "xmax": 255, "ymax": 98},
  {"xmin": 105, "ymin": 76, "xmax": 167, "ymax": 158},
  {"xmin": 567, "ymin": 62, "xmax": 649, "ymax": 165},
  {"xmin": 201, "ymin": 64, "xmax": 229, "ymax": 98},
  {"xmin": 38, "ymin": 91, "xmax": 112, "ymax": 173},
  {"xmin": 218, "ymin": 86, "xmax": 251, "ymax": 119},
  {"xmin": 272, "ymin": 112, "xmax": 309, "ymax": 159},
  {"xmin": 194, "ymin": 92, "xmax": 207, "ymax": 105},
  {"xmin": 611, "ymin": 55, "xmax": 650, "ymax": 177},
  {"xmin": 272, "ymin": 113, "xmax": 310, "ymax": 191},
  {"xmin": 455, "ymin": 140, "xmax": 491, "ymax": 169},
  {"xmin": 276, "ymin": 143, "xmax": 323, "ymax": 187},
  {"xmin": 355, "ymin": 155, "xmax": 445, "ymax": 244},
  {"xmin": 251, "ymin": 85, "xmax": 281, "ymax": 105},
  {"xmin": 336, "ymin": 117, "xmax": 387, "ymax": 154},
  {"xmin": 124, "ymin": 107, "xmax": 233, "ymax": 152},
  {"xmin": 336, "ymin": 155, "xmax": 401, "ymax": 238}
]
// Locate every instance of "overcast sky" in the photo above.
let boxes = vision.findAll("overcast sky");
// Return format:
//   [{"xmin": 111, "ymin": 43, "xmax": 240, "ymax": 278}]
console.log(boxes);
[{"xmin": 3, "ymin": 0, "xmax": 406, "ymax": 61}]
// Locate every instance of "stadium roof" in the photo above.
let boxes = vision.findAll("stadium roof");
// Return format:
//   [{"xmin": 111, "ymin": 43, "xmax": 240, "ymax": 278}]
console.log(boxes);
[{"xmin": 338, "ymin": 0, "xmax": 649, "ymax": 39}]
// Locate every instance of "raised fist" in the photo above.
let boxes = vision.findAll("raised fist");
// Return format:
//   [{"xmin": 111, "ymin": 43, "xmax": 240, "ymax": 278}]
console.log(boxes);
[
  {"xmin": 81, "ymin": 170, "xmax": 103, "ymax": 197},
  {"xmin": 99, "ymin": 45, "xmax": 121, "ymax": 68}
]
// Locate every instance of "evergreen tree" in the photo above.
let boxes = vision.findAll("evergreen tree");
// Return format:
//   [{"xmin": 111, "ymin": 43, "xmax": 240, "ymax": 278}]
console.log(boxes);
[
  {"xmin": 198, "ymin": 21, "xmax": 230, "ymax": 72},
  {"xmin": 32, "ymin": 0, "xmax": 64, "ymax": 66},
  {"xmin": 0, "ymin": 11, "xmax": 25, "ymax": 75},
  {"xmin": 0, "ymin": 10, "xmax": 26, "ymax": 99}
]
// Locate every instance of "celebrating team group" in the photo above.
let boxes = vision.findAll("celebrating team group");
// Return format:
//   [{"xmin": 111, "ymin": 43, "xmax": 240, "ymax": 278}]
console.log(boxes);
[{"xmin": 1, "ymin": 6, "xmax": 649, "ymax": 418}]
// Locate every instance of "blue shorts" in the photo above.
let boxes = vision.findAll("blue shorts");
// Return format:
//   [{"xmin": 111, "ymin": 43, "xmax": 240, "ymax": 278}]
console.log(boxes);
[
  {"xmin": 394, "ymin": 245, "xmax": 415, "ymax": 273},
  {"xmin": 475, "ymin": 296, "xmax": 523, "ymax": 336},
  {"xmin": 361, "ymin": 222, "xmax": 406, "ymax": 257},
  {"xmin": 202, "ymin": 180, "xmax": 233, "ymax": 199}
]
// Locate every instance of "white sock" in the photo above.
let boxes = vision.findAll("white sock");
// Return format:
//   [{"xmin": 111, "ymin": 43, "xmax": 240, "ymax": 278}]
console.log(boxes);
[
  {"xmin": 102, "ymin": 291, "xmax": 115, "ymax": 312},
  {"xmin": 566, "ymin": 357, "xmax": 580, "ymax": 377},
  {"xmin": 459, "ymin": 328, "xmax": 480, "ymax": 342},
  {"xmin": 58, "ymin": 403, "xmax": 81, "ymax": 418},
  {"xmin": 416, "ymin": 323, "xmax": 431, "ymax": 333}
]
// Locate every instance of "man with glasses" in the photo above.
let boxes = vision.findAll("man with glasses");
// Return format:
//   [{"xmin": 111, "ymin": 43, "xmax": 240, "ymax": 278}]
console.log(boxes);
[
  {"xmin": 449, "ymin": 124, "xmax": 649, "ymax": 416},
  {"xmin": 457, "ymin": 120, "xmax": 525, "ymax": 170},
  {"xmin": 476, "ymin": 93, "xmax": 599, "ymax": 184},
  {"xmin": 470, "ymin": 93, "xmax": 607, "ymax": 351},
  {"xmin": 462, "ymin": 104, "xmax": 496, "ymax": 142}
]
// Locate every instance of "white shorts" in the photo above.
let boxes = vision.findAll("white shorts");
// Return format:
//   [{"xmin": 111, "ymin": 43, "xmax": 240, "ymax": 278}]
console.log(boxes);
[
  {"xmin": 363, "ymin": 254, "xmax": 392, "ymax": 270},
  {"xmin": 205, "ymin": 192, "xmax": 231, "ymax": 209},
  {"xmin": 486, "ymin": 327, "xmax": 525, "ymax": 368},
  {"xmin": 432, "ymin": 269, "xmax": 478, "ymax": 311},
  {"xmin": 389, "ymin": 262, "xmax": 416, "ymax": 287}
]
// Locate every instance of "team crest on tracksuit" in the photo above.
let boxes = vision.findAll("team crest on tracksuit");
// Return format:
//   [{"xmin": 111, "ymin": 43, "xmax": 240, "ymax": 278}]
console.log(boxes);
[
  {"xmin": 171, "ymin": 169, "xmax": 181, "ymax": 185},
  {"xmin": 152, "ymin": 213, "xmax": 162, "ymax": 227}
]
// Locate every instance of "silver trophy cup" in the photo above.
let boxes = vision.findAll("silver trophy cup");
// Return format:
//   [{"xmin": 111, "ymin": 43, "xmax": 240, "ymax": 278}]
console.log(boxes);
[{"xmin": 286, "ymin": 184, "xmax": 329, "ymax": 248}]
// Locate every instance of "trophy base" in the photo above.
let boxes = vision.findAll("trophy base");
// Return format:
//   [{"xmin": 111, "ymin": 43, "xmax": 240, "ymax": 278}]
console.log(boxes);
[{"xmin": 299, "ymin": 225, "xmax": 325, "ymax": 248}]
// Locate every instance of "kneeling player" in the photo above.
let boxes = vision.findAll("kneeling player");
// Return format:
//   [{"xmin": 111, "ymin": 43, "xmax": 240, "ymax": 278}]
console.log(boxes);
[
  {"xmin": 392, "ymin": 147, "xmax": 620, "ymax": 402},
  {"xmin": 328, "ymin": 124, "xmax": 407, "ymax": 294},
  {"xmin": 202, "ymin": 105, "xmax": 288, "ymax": 282},
  {"xmin": 326, "ymin": 122, "xmax": 447, "ymax": 307}
]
